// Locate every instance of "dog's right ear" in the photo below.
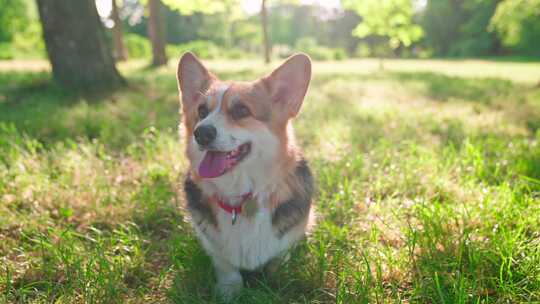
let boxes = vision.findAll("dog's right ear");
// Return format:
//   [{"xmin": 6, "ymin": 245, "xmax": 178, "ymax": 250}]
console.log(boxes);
[
  {"xmin": 261, "ymin": 53, "xmax": 311, "ymax": 118},
  {"xmin": 177, "ymin": 52, "xmax": 216, "ymax": 105}
]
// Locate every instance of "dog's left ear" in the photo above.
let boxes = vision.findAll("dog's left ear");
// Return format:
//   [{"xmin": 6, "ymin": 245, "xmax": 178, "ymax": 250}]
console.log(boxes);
[
  {"xmin": 262, "ymin": 53, "xmax": 311, "ymax": 117},
  {"xmin": 177, "ymin": 52, "xmax": 216, "ymax": 105}
]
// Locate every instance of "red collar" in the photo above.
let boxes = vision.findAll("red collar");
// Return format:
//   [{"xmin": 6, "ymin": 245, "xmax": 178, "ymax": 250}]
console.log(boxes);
[{"xmin": 213, "ymin": 192, "xmax": 253, "ymax": 215}]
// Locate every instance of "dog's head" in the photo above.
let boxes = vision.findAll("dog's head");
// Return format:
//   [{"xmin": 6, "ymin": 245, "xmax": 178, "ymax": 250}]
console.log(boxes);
[{"xmin": 177, "ymin": 53, "xmax": 311, "ymax": 181}]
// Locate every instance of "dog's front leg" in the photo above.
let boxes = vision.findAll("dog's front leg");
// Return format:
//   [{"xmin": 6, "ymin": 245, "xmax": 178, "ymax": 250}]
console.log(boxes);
[{"xmin": 213, "ymin": 255, "xmax": 243, "ymax": 300}]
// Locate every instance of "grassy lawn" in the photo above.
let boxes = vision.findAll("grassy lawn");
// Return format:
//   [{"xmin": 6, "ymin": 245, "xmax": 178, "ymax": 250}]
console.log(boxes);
[{"xmin": 1, "ymin": 58, "xmax": 540, "ymax": 303}]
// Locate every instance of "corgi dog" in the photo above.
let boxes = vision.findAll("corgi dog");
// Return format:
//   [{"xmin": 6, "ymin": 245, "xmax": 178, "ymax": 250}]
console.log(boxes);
[{"xmin": 176, "ymin": 52, "xmax": 314, "ymax": 299}]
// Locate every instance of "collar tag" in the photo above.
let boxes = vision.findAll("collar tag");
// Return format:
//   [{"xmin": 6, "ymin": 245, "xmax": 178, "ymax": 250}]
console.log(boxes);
[
  {"xmin": 231, "ymin": 209, "xmax": 238, "ymax": 225},
  {"xmin": 213, "ymin": 192, "xmax": 253, "ymax": 226}
]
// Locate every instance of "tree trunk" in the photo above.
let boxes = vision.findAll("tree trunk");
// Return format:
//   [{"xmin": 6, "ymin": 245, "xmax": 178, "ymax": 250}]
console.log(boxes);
[
  {"xmin": 148, "ymin": 0, "xmax": 167, "ymax": 66},
  {"xmin": 261, "ymin": 0, "xmax": 271, "ymax": 64},
  {"xmin": 36, "ymin": 0, "xmax": 124, "ymax": 91},
  {"xmin": 111, "ymin": 0, "xmax": 128, "ymax": 61}
]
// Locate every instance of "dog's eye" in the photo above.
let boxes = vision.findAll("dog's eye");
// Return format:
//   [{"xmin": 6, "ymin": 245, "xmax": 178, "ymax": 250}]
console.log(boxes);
[
  {"xmin": 231, "ymin": 104, "xmax": 251, "ymax": 120},
  {"xmin": 198, "ymin": 104, "xmax": 209, "ymax": 119}
]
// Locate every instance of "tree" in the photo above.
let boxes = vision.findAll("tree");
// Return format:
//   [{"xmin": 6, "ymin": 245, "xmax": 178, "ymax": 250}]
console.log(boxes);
[
  {"xmin": 489, "ymin": 0, "xmax": 540, "ymax": 56},
  {"xmin": 36, "ymin": 0, "xmax": 124, "ymax": 90},
  {"xmin": 147, "ymin": 0, "xmax": 167, "ymax": 66},
  {"xmin": 261, "ymin": 0, "xmax": 271, "ymax": 63},
  {"xmin": 344, "ymin": 0, "xmax": 423, "ymax": 68},
  {"xmin": 421, "ymin": 0, "xmax": 464, "ymax": 56},
  {"xmin": 422, "ymin": 0, "xmax": 500, "ymax": 57},
  {"xmin": 111, "ymin": 0, "xmax": 128, "ymax": 61}
]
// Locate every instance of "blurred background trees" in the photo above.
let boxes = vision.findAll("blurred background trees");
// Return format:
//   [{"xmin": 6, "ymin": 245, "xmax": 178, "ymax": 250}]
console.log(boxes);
[
  {"xmin": 111, "ymin": 0, "xmax": 128, "ymax": 61},
  {"xmin": 344, "ymin": 0, "xmax": 423, "ymax": 68},
  {"xmin": 0, "ymin": 0, "xmax": 44, "ymax": 59},
  {"xmin": 489, "ymin": 0, "xmax": 540, "ymax": 56},
  {"xmin": 147, "ymin": 0, "xmax": 167, "ymax": 65},
  {"xmin": 1, "ymin": 0, "xmax": 539, "ymax": 88},
  {"xmin": 3, "ymin": 0, "xmax": 540, "ymax": 63},
  {"xmin": 0, "ymin": 0, "xmax": 27, "ymax": 58},
  {"xmin": 422, "ymin": 0, "xmax": 501, "ymax": 57}
]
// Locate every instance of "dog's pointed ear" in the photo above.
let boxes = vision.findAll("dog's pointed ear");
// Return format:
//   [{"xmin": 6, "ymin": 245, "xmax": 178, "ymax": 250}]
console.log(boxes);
[
  {"xmin": 177, "ymin": 52, "xmax": 216, "ymax": 105},
  {"xmin": 262, "ymin": 53, "xmax": 311, "ymax": 117}
]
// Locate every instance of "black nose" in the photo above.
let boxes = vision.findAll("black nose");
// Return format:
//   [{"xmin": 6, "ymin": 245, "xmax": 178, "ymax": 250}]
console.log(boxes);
[{"xmin": 194, "ymin": 125, "xmax": 217, "ymax": 147}]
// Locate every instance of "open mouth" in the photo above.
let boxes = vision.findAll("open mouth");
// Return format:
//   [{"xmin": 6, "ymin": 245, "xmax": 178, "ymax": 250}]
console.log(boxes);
[{"xmin": 198, "ymin": 142, "xmax": 251, "ymax": 179}]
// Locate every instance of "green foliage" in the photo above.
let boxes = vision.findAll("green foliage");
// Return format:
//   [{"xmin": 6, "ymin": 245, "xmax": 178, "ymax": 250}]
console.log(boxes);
[
  {"xmin": 162, "ymin": 0, "xmax": 240, "ymax": 15},
  {"xmin": 11, "ymin": 21, "xmax": 45, "ymax": 59},
  {"xmin": 195, "ymin": 13, "xmax": 235, "ymax": 47},
  {"xmin": 117, "ymin": 0, "xmax": 539, "ymax": 59},
  {"xmin": 123, "ymin": 34, "xmax": 251, "ymax": 61},
  {"xmin": 490, "ymin": 0, "xmax": 540, "ymax": 56},
  {"xmin": 0, "ymin": 43, "xmax": 14, "ymax": 60},
  {"xmin": 333, "ymin": 48, "xmax": 347, "ymax": 60},
  {"xmin": 421, "ymin": 0, "xmax": 461, "ymax": 56},
  {"xmin": 422, "ymin": 0, "xmax": 500, "ymax": 57},
  {"xmin": 231, "ymin": 19, "xmax": 262, "ymax": 52},
  {"xmin": 294, "ymin": 37, "xmax": 347, "ymax": 61},
  {"xmin": 125, "ymin": 33, "xmax": 151, "ymax": 58},
  {"xmin": 0, "ymin": 0, "xmax": 44, "ymax": 59},
  {"xmin": 0, "ymin": 0, "xmax": 26, "ymax": 42},
  {"xmin": 2, "ymin": 0, "xmax": 538, "ymax": 61},
  {"xmin": 167, "ymin": 40, "xmax": 252, "ymax": 60},
  {"xmin": 162, "ymin": 0, "xmax": 242, "ymax": 49},
  {"xmin": 268, "ymin": 4, "xmax": 360, "ymax": 55},
  {"xmin": 270, "ymin": 4, "xmax": 323, "ymax": 47},
  {"xmin": 344, "ymin": 0, "xmax": 423, "ymax": 52},
  {"xmin": 166, "ymin": 40, "xmax": 221, "ymax": 59}
]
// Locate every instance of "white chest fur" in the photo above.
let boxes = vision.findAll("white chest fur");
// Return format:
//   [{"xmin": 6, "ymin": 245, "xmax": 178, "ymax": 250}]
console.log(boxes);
[{"xmin": 192, "ymin": 200, "xmax": 304, "ymax": 270}]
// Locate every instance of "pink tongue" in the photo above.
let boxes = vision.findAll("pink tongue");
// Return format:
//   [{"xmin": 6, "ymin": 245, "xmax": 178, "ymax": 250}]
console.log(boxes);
[{"xmin": 199, "ymin": 151, "xmax": 233, "ymax": 178}]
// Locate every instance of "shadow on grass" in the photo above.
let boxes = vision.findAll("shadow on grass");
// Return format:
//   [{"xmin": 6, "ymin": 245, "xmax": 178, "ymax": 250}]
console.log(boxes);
[
  {"xmin": 1, "ymin": 68, "xmax": 526, "ymax": 152},
  {"xmin": 0, "ymin": 72, "xmax": 75, "ymax": 106},
  {"xmin": 390, "ymin": 71, "xmax": 515, "ymax": 103},
  {"xmin": 0, "ymin": 68, "xmax": 265, "ymax": 151},
  {"xmin": 0, "ymin": 71, "xmax": 180, "ymax": 149},
  {"xmin": 0, "ymin": 71, "xmax": 129, "ymax": 105}
]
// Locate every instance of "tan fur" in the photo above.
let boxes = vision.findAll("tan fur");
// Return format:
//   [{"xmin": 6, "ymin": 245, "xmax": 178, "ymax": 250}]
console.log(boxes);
[
  {"xmin": 181, "ymin": 78, "xmax": 304, "ymax": 212},
  {"xmin": 177, "ymin": 52, "xmax": 313, "ymax": 300}
]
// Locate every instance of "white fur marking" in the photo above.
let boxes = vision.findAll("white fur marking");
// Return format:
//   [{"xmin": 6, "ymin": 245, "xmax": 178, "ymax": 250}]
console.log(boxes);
[
  {"xmin": 197, "ymin": 84, "xmax": 229, "ymax": 130},
  {"xmin": 215, "ymin": 84, "xmax": 229, "ymax": 110},
  {"xmin": 192, "ymin": 198, "xmax": 310, "ymax": 271}
]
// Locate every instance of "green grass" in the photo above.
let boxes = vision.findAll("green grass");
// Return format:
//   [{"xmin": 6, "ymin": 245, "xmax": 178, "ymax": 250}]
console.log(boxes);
[{"xmin": 1, "ymin": 58, "xmax": 540, "ymax": 303}]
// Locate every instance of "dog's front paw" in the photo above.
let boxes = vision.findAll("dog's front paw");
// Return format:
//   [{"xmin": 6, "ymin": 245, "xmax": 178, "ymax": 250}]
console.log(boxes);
[{"xmin": 216, "ymin": 271, "xmax": 243, "ymax": 301}]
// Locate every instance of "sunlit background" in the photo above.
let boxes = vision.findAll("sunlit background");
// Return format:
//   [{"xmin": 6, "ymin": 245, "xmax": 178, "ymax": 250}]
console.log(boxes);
[
  {"xmin": 96, "ymin": 0, "xmax": 344, "ymax": 17},
  {"xmin": 2, "ymin": 0, "xmax": 539, "ymax": 69},
  {"xmin": 1, "ymin": 0, "xmax": 540, "ymax": 303}
]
